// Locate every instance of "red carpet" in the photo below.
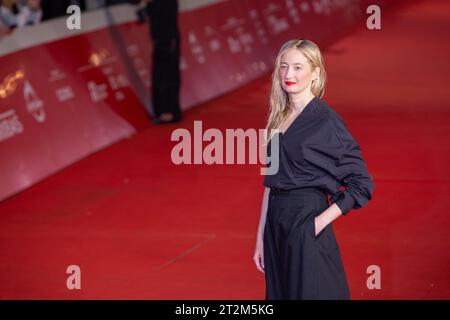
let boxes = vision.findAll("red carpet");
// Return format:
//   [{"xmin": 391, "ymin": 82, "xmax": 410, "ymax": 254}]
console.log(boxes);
[{"xmin": 0, "ymin": 0, "xmax": 449, "ymax": 299}]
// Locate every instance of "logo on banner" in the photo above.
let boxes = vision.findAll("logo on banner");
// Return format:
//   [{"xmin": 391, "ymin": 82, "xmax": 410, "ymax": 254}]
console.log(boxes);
[
  {"xmin": 48, "ymin": 69, "xmax": 67, "ymax": 82},
  {"xmin": 23, "ymin": 80, "xmax": 46, "ymax": 123},
  {"xmin": 55, "ymin": 86, "xmax": 75, "ymax": 102},
  {"xmin": 249, "ymin": 10, "xmax": 268, "ymax": 44},
  {"xmin": 286, "ymin": 0, "xmax": 301, "ymax": 24},
  {"xmin": 0, "ymin": 109, "xmax": 24, "ymax": 142},
  {"xmin": 88, "ymin": 81, "xmax": 108, "ymax": 103},
  {"xmin": 312, "ymin": 0, "xmax": 332, "ymax": 15},
  {"xmin": 188, "ymin": 31, "xmax": 206, "ymax": 64},
  {"xmin": 0, "ymin": 70, "xmax": 24, "ymax": 98}
]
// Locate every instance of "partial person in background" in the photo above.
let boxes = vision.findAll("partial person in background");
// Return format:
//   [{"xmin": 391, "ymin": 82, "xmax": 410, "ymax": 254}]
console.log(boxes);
[
  {"xmin": 40, "ymin": 0, "xmax": 86, "ymax": 21},
  {"xmin": 145, "ymin": 0, "xmax": 182, "ymax": 124},
  {"xmin": 0, "ymin": 0, "xmax": 18, "ymax": 28},
  {"xmin": 17, "ymin": 0, "xmax": 42, "ymax": 26},
  {"xmin": 0, "ymin": 13, "xmax": 11, "ymax": 37},
  {"xmin": 40, "ymin": 0, "xmax": 71, "ymax": 21},
  {"xmin": 0, "ymin": 0, "xmax": 42, "ymax": 28}
]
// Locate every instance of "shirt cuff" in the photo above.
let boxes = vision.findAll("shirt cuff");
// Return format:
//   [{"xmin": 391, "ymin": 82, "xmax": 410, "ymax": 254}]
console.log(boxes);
[{"xmin": 330, "ymin": 190, "xmax": 356, "ymax": 215}]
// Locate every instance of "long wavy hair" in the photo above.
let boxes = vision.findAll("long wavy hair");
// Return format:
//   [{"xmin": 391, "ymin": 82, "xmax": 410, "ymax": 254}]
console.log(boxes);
[{"xmin": 265, "ymin": 39, "xmax": 326, "ymax": 141}]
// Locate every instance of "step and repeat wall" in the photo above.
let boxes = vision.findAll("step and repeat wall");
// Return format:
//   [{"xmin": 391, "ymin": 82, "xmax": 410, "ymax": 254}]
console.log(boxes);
[{"xmin": 0, "ymin": 0, "xmax": 390, "ymax": 201}]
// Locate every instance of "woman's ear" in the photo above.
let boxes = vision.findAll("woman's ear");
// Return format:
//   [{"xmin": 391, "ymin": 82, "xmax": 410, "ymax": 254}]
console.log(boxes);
[{"xmin": 313, "ymin": 67, "xmax": 320, "ymax": 80}]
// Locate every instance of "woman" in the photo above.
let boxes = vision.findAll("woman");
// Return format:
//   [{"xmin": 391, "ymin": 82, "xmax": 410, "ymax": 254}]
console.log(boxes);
[{"xmin": 254, "ymin": 39, "xmax": 374, "ymax": 300}]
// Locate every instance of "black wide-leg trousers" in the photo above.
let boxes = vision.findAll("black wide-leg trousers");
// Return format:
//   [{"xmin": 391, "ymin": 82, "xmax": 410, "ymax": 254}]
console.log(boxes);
[
  {"xmin": 264, "ymin": 187, "xmax": 350, "ymax": 300},
  {"xmin": 151, "ymin": 39, "xmax": 181, "ymax": 120}
]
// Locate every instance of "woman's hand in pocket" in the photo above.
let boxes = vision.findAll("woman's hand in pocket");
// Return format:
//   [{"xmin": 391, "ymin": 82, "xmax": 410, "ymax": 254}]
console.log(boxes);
[
  {"xmin": 314, "ymin": 215, "xmax": 327, "ymax": 236},
  {"xmin": 313, "ymin": 203, "xmax": 343, "ymax": 236}
]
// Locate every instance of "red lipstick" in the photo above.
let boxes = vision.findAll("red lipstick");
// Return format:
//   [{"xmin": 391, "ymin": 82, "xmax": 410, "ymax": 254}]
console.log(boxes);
[{"xmin": 285, "ymin": 81, "xmax": 296, "ymax": 86}]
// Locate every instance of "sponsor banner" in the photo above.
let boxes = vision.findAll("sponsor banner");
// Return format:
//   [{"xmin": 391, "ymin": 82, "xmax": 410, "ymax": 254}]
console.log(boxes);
[{"xmin": 0, "ymin": 0, "xmax": 390, "ymax": 201}]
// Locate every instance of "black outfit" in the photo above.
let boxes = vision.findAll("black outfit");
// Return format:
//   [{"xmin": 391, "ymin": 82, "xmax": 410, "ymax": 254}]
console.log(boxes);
[
  {"xmin": 263, "ymin": 96, "xmax": 374, "ymax": 299},
  {"xmin": 146, "ymin": 0, "xmax": 182, "ymax": 121}
]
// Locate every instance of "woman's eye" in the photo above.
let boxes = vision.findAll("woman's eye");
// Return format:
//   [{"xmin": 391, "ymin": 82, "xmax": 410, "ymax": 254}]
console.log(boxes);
[{"xmin": 295, "ymin": 67, "xmax": 301, "ymax": 70}]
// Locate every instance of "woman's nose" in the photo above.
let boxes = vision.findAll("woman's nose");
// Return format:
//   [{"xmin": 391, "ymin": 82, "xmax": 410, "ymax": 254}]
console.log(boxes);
[{"xmin": 286, "ymin": 67, "xmax": 294, "ymax": 78}]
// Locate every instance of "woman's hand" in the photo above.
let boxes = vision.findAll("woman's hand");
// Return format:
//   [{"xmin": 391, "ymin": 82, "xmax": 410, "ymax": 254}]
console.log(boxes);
[
  {"xmin": 253, "ymin": 239, "xmax": 265, "ymax": 273},
  {"xmin": 314, "ymin": 216, "xmax": 327, "ymax": 236},
  {"xmin": 314, "ymin": 203, "xmax": 343, "ymax": 236}
]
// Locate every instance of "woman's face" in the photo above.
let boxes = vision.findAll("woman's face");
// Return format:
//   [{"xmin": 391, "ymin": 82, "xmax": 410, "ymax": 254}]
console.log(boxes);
[{"xmin": 279, "ymin": 48, "xmax": 318, "ymax": 96}]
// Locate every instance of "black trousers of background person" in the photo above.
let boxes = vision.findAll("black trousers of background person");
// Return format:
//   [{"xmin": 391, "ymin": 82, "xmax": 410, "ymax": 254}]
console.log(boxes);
[
  {"xmin": 146, "ymin": 0, "xmax": 182, "ymax": 121},
  {"xmin": 264, "ymin": 187, "xmax": 350, "ymax": 300},
  {"xmin": 151, "ymin": 39, "xmax": 181, "ymax": 120}
]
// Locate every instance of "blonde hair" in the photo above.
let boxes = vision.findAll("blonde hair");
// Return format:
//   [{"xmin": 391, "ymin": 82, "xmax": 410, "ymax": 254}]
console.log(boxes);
[{"xmin": 265, "ymin": 39, "xmax": 326, "ymax": 141}]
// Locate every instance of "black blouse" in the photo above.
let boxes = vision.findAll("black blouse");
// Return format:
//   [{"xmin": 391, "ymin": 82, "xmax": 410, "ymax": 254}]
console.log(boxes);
[{"xmin": 263, "ymin": 96, "xmax": 374, "ymax": 215}]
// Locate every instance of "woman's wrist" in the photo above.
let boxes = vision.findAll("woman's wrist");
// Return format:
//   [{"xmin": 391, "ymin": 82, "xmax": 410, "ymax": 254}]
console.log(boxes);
[{"xmin": 315, "ymin": 203, "xmax": 343, "ymax": 235}]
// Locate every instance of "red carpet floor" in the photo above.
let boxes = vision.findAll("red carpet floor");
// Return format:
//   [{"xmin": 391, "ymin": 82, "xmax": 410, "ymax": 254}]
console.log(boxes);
[{"xmin": 1, "ymin": 0, "xmax": 449, "ymax": 299}]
